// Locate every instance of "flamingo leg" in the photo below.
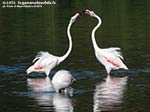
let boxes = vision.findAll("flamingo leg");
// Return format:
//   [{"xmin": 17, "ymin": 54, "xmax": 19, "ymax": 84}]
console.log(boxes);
[
  {"xmin": 45, "ymin": 70, "xmax": 50, "ymax": 77},
  {"xmin": 45, "ymin": 73, "xmax": 49, "ymax": 77},
  {"xmin": 107, "ymin": 72, "xmax": 110, "ymax": 76}
]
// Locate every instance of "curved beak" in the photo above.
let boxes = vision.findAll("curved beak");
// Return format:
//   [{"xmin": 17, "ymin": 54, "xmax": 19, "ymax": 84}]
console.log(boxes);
[{"xmin": 82, "ymin": 9, "xmax": 91, "ymax": 15}]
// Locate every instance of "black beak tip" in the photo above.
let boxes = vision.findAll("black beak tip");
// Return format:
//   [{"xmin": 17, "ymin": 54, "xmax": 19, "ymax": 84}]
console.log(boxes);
[
  {"xmin": 82, "ymin": 10, "xmax": 86, "ymax": 13},
  {"xmin": 78, "ymin": 10, "xmax": 86, "ymax": 15},
  {"xmin": 78, "ymin": 12, "xmax": 82, "ymax": 15},
  {"xmin": 75, "ymin": 10, "xmax": 86, "ymax": 16},
  {"xmin": 81, "ymin": 10, "xmax": 87, "ymax": 15}
]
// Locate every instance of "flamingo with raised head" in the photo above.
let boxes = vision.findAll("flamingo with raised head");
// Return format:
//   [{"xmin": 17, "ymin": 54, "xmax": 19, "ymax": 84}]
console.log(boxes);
[
  {"xmin": 83, "ymin": 9, "xmax": 128, "ymax": 76},
  {"xmin": 26, "ymin": 13, "xmax": 81, "ymax": 77}
]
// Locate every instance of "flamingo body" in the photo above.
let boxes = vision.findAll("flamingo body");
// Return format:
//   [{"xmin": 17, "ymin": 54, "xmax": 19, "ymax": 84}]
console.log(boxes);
[
  {"xmin": 52, "ymin": 70, "xmax": 75, "ymax": 92},
  {"xmin": 27, "ymin": 52, "xmax": 59, "ymax": 76},
  {"xmin": 27, "ymin": 69, "xmax": 75, "ymax": 93},
  {"xmin": 95, "ymin": 48, "xmax": 128, "ymax": 75}
]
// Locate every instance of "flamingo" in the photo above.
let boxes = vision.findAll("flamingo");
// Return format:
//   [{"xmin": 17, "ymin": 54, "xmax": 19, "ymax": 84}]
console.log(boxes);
[
  {"xmin": 52, "ymin": 70, "xmax": 76, "ymax": 93},
  {"xmin": 27, "ymin": 76, "xmax": 74, "ymax": 111},
  {"xmin": 27, "ymin": 70, "xmax": 76, "ymax": 93},
  {"xmin": 26, "ymin": 13, "xmax": 81, "ymax": 77},
  {"xmin": 83, "ymin": 10, "xmax": 128, "ymax": 76}
]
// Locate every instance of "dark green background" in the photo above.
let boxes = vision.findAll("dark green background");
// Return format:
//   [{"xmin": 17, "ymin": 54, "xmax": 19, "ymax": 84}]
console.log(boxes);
[{"xmin": 0, "ymin": 0, "xmax": 150, "ymax": 111}]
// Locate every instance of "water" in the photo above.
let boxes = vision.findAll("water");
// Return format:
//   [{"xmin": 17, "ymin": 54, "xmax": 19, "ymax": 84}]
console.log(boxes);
[{"xmin": 0, "ymin": 0, "xmax": 150, "ymax": 111}]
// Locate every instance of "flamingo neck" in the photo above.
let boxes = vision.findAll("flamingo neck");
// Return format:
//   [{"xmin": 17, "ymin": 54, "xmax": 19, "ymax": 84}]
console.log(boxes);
[
  {"xmin": 92, "ymin": 14, "xmax": 102, "ymax": 51},
  {"xmin": 58, "ymin": 21, "xmax": 73, "ymax": 63}
]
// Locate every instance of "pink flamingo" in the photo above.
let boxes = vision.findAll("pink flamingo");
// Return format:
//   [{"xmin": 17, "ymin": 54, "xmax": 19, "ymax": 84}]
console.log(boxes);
[
  {"xmin": 26, "ymin": 13, "xmax": 81, "ymax": 77},
  {"xmin": 83, "ymin": 10, "xmax": 128, "ymax": 75}
]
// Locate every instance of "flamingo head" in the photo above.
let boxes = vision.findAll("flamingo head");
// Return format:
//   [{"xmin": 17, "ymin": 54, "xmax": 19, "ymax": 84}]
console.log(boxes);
[
  {"xmin": 70, "ymin": 12, "xmax": 81, "ymax": 23},
  {"xmin": 83, "ymin": 9, "xmax": 96, "ymax": 17}
]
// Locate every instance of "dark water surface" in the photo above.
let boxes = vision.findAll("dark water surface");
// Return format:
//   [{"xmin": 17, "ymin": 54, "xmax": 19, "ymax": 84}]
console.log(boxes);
[{"xmin": 0, "ymin": 0, "xmax": 150, "ymax": 112}]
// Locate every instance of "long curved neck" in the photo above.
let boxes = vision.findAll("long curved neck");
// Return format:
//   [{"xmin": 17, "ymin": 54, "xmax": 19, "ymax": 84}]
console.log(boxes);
[
  {"xmin": 58, "ymin": 21, "xmax": 73, "ymax": 63},
  {"xmin": 92, "ymin": 14, "xmax": 102, "ymax": 50}
]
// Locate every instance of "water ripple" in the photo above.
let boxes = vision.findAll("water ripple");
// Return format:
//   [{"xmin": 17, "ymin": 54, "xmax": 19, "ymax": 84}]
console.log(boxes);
[
  {"xmin": 93, "ymin": 76, "xmax": 128, "ymax": 111},
  {"xmin": 0, "ymin": 65, "xmax": 26, "ymax": 75}
]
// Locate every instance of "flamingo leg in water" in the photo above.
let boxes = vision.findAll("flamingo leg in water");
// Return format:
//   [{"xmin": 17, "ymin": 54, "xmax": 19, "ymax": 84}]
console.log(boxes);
[{"xmin": 107, "ymin": 72, "xmax": 110, "ymax": 76}]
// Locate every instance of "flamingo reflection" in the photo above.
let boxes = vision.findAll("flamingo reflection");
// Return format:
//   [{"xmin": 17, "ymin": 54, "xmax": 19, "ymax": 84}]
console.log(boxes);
[
  {"xmin": 93, "ymin": 76, "xmax": 128, "ymax": 111},
  {"xmin": 53, "ymin": 93, "xmax": 73, "ymax": 112},
  {"xmin": 27, "ymin": 77, "xmax": 73, "ymax": 112}
]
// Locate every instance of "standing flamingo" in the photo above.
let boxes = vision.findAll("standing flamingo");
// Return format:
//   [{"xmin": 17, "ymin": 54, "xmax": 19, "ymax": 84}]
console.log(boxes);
[
  {"xmin": 83, "ymin": 10, "xmax": 128, "ymax": 76},
  {"xmin": 26, "ymin": 13, "xmax": 81, "ymax": 77}
]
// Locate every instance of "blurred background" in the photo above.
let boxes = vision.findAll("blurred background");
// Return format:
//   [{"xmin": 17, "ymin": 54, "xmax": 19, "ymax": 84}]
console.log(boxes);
[{"xmin": 0, "ymin": 0, "xmax": 150, "ymax": 111}]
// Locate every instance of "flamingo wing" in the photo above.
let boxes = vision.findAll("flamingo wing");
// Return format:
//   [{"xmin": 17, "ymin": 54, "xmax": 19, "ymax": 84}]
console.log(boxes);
[
  {"xmin": 100, "ymin": 54, "xmax": 120, "ymax": 68},
  {"xmin": 33, "ymin": 53, "xmax": 58, "ymax": 70},
  {"xmin": 33, "ymin": 51, "xmax": 54, "ymax": 62},
  {"xmin": 52, "ymin": 70, "xmax": 74, "ymax": 92},
  {"xmin": 97, "ymin": 48, "xmax": 128, "ymax": 69},
  {"xmin": 26, "ymin": 51, "xmax": 59, "ymax": 74},
  {"xmin": 104, "ymin": 47, "xmax": 124, "ymax": 60}
]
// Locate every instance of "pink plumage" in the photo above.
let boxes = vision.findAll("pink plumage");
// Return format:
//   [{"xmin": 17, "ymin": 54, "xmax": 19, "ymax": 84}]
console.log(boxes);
[
  {"xmin": 84, "ymin": 10, "xmax": 128, "ymax": 75},
  {"xmin": 26, "ymin": 13, "xmax": 80, "ymax": 77}
]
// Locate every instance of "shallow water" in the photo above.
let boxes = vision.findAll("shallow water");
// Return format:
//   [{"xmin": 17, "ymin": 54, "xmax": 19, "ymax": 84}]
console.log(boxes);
[{"xmin": 0, "ymin": 0, "xmax": 150, "ymax": 112}]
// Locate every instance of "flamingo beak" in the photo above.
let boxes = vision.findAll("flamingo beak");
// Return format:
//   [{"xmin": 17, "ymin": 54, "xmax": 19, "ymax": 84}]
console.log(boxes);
[
  {"xmin": 82, "ymin": 10, "xmax": 86, "ymax": 14},
  {"xmin": 75, "ymin": 11, "xmax": 84, "ymax": 17},
  {"xmin": 74, "ymin": 11, "xmax": 85, "ymax": 17},
  {"xmin": 82, "ymin": 9, "xmax": 91, "ymax": 15},
  {"xmin": 72, "ymin": 12, "xmax": 81, "ymax": 21}
]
